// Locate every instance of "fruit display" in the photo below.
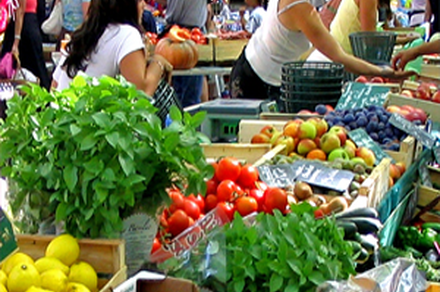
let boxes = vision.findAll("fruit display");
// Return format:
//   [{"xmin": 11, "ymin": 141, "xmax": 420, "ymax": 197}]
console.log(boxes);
[
  {"xmin": 355, "ymin": 75, "xmax": 390, "ymax": 84},
  {"xmin": 400, "ymin": 81, "xmax": 439, "ymax": 102},
  {"xmin": 1, "ymin": 235, "xmax": 98, "ymax": 292},
  {"xmin": 251, "ymin": 117, "xmax": 377, "ymax": 167},
  {"xmin": 324, "ymin": 104, "xmax": 427, "ymax": 151}
]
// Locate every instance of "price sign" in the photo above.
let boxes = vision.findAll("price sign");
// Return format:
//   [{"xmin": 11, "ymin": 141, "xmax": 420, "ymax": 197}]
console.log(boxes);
[
  {"xmin": 419, "ymin": 164, "xmax": 433, "ymax": 188},
  {"xmin": 294, "ymin": 160, "xmax": 355, "ymax": 193},
  {"xmin": 348, "ymin": 128, "xmax": 395, "ymax": 165},
  {"xmin": 0, "ymin": 207, "xmax": 17, "ymax": 264},
  {"xmin": 336, "ymin": 82, "xmax": 391, "ymax": 110},
  {"xmin": 257, "ymin": 164, "xmax": 300, "ymax": 188},
  {"xmin": 389, "ymin": 113, "xmax": 436, "ymax": 149}
]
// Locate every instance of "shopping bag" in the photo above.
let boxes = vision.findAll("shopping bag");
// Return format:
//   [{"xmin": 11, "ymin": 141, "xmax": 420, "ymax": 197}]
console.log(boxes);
[{"xmin": 41, "ymin": 0, "xmax": 63, "ymax": 36}]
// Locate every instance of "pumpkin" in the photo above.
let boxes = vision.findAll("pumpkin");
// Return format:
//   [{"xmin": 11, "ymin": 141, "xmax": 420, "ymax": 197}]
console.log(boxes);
[{"xmin": 154, "ymin": 38, "xmax": 199, "ymax": 70}]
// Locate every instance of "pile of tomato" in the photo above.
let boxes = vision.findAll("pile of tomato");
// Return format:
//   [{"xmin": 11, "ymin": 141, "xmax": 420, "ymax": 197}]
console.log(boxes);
[{"xmin": 151, "ymin": 157, "xmax": 288, "ymax": 254}]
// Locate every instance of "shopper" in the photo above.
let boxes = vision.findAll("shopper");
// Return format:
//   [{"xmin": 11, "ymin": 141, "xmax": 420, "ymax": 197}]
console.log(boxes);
[
  {"xmin": 55, "ymin": 0, "xmax": 90, "ymax": 50},
  {"xmin": 240, "ymin": 0, "xmax": 267, "ymax": 35},
  {"xmin": 52, "ymin": 0, "xmax": 172, "ymax": 96},
  {"xmin": 230, "ymin": 0, "xmax": 413, "ymax": 103},
  {"xmin": 1, "ymin": 0, "xmax": 51, "ymax": 90},
  {"xmin": 392, "ymin": 39, "xmax": 440, "ymax": 69},
  {"xmin": 425, "ymin": 0, "xmax": 439, "ymax": 35},
  {"xmin": 164, "ymin": 0, "xmax": 209, "ymax": 107}
]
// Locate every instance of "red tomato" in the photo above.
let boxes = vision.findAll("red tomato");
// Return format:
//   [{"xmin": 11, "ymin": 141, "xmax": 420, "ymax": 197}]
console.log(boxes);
[
  {"xmin": 206, "ymin": 179, "xmax": 218, "ymax": 195},
  {"xmin": 168, "ymin": 209, "xmax": 190, "ymax": 237},
  {"xmin": 188, "ymin": 194, "xmax": 205, "ymax": 213},
  {"xmin": 217, "ymin": 157, "xmax": 241, "ymax": 182},
  {"xmin": 151, "ymin": 237, "xmax": 162, "ymax": 254},
  {"xmin": 211, "ymin": 162, "xmax": 219, "ymax": 182},
  {"xmin": 217, "ymin": 202, "xmax": 235, "ymax": 221},
  {"xmin": 191, "ymin": 34, "xmax": 201, "ymax": 43},
  {"xmin": 191, "ymin": 27, "xmax": 203, "ymax": 36},
  {"xmin": 217, "ymin": 180, "xmax": 237, "ymax": 202},
  {"xmin": 237, "ymin": 164, "xmax": 259, "ymax": 189},
  {"xmin": 183, "ymin": 199, "xmax": 201, "ymax": 220},
  {"xmin": 205, "ymin": 194, "xmax": 218, "ymax": 212},
  {"xmin": 249, "ymin": 188, "xmax": 265, "ymax": 211},
  {"xmin": 235, "ymin": 197, "xmax": 258, "ymax": 217},
  {"xmin": 179, "ymin": 28, "xmax": 191, "ymax": 40},
  {"xmin": 169, "ymin": 191, "xmax": 185, "ymax": 213},
  {"xmin": 264, "ymin": 188, "xmax": 288, "ymax": 214},
  {"xmin": 160, "ymin": 212, "xmax": 169, "ymax": 228},
  {"xmin": 255, "ymin": 181, "xmax": 268, "ymax": 191},
  {"xmin": 197, "ymin": 35, "xmax": 207, "ymax": 45}
]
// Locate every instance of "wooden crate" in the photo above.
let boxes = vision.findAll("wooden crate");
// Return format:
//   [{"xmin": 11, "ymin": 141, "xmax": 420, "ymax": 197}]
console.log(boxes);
[
  {"xmin": 16, "ymin": 235, "xmax": 126, "ymax": 292},
  {"xmin": 358, "ymin": 158, "xmax": 391, "ymax": 209},
  {"xmin": 386, "ymin": 92, "xmax": 440, "ymax": 123},
  {"xmin": 197, "ymin": 39, "xmax": 248, "ymax": 63},
  {"xmin": 201, "ymin": 143, "xmax": 271, "ymax": 165},
  {"xmin": 427, "ymin": 282, "xmax": 440, "ymax": 292}
]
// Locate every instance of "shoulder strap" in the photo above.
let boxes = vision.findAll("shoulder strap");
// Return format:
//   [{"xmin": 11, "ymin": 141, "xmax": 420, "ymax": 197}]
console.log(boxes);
[{"xmin": 278, "ymin": 0, "xmax": 309, "ymax": 15}]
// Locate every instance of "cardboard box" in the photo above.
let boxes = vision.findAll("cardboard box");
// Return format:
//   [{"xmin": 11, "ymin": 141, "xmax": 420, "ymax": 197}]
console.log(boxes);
[
  {"xmin": 197, "ymin": 39, "xmax": 248, "ymax": 64},
  {"xmin": 113, "ymin": 271, "xmax": 199, "ymax": 292}
]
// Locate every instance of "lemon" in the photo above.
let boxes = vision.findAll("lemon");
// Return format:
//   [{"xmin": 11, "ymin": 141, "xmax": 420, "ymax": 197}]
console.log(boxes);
[
  {"xmin": 35, "ymin": 257, "xmax": 69, "ymax": 275},
  {"xmin": 0, "ymin": 270, "xmax": 7, "ymax": 286},
  {"xmin": 45, "ymin": 234, "xmax": 80, "ymax": 266},
  {"xmin": 0, "ymin": 283, "xmax": 7, "ymax": 292},
  {"xmin": 7, "ymin": 263, "xmax": 40, "ymax": 292},
  {"xmin": 2, "ymin": 253, "xmax": 34, "ymax": 275},
  {"xmin": 66, "ymin": 283, "xmax": 90, "ymax": 292},
  {"xmin": 41, "ymin": 269, "xmax": 67, "ymax": 292},
  {"xmin": 25, "ymin": 287, "xmax": 53, "ymax": 292},
  {"xmin": 68, "ymin": 262, "xmax": 97, "ymax": 292}
]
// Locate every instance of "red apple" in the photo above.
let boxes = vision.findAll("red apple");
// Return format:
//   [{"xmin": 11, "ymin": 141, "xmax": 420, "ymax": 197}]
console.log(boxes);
[
  {"xmin": 251, "ymin": 133, "xmax": 270, "ymax": 144},
  {"xmin": 413, "ymin": 108, "xmax": 427, "ymax": 124},
  {"xmin": 386, "ymin": 105, "xmax": 401, "ymax": 114},
  {"xmin": 432, "ymin": 90, "xmax": 440, "ymax": 104},
  {"xmin": 401, "ymin": 90, "xmax": 414, "ymax": 98},
  {"xmin": 325, "ymin": 105, "xmax": 334, "ymax": 112},
  {"xmin": 355, "ymin": 76, "xmax": 368, "ymax": 83},
  {"xmin": 298, "ymin": 110, "xmax": 313, "ymax": 115},
  {"xmin": 370, "ymin": 76, "xmax": 384, "ymax": 83},
  {"xmin": 401, "ymin": 105, "xmax": 416, "ymax": 113},
  {"xmin": 260, "ymin": 125, "xmax": 277, "ymax": 138},
  {"xmin": 416, "ymin": 84, "xmax": 432, "ymax": 100}
]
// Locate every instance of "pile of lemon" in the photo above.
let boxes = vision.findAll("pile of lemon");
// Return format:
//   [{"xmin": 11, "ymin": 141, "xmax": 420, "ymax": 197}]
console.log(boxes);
[{"xmin": 0, "ymin": 234, "xmax": 98, "ymax": 292}]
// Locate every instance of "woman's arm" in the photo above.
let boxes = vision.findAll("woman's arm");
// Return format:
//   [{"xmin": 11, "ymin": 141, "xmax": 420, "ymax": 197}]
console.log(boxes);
[
  {"xmin": 393, "ymin": 40, "xmax": 440, "ymax": 69},
  {"xmin": 425, "ymin": 0, "xmax": 432, "ymax": 23},
  {"xmin": 12, "ymin": 0, "xmax": 26, "ymax": 57},
  {"xmin": 359, "ymin": 0, "xmax": 378, "ymax": 31},
  {"xmin": 119, "ymin": 49, "xmax": 172, "ymax": 96}
]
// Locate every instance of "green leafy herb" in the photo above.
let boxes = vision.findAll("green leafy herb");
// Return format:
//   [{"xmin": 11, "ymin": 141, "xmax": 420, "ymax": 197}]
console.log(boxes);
[{"xmin": 0, "ymin": 75, "xmax": 212, "ymax": 238}]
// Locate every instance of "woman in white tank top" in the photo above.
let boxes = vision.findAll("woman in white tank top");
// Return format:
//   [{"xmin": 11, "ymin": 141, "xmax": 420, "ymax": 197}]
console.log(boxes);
[{"xmin": 230, "ymin": 0, "xmax": 413, "ymax": 109}]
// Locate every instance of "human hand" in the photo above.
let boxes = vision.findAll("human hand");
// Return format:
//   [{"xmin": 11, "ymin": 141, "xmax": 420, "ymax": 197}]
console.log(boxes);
[
  {"xmin": 392, "ymin": 48, "xmax": 419, "ymax": 70},
  {"xmin": 153, "ymin": 54, "xmax": 173, "ymax": 83},
  {"xmin": 11, "ymin": 41, "xmax": 19, "ymax": 59},
  {"xmin": 378, "ymin": 66, "xmax": 418, "ymax": 79}
]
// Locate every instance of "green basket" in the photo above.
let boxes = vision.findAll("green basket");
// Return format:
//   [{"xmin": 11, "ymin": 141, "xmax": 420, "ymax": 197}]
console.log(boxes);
[{"xmin": 349, "ymin": 32, "xmax": 397, "ymax": 65}]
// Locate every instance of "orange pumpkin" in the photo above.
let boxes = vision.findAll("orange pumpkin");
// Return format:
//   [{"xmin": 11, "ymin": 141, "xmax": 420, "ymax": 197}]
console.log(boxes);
[{"xmin": 154, "ymin": 38, "xmax": 199, "ymax": 70}]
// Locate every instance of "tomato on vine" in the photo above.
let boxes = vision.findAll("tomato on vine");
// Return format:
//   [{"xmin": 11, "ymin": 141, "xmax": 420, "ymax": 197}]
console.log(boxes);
[
  {"xmin": 217, "ymin": 180, "xmax": 238, "ymax": 202},
  {"xmin": 237, "ymin": 164, "xmax": 259, "ymax": 189}
]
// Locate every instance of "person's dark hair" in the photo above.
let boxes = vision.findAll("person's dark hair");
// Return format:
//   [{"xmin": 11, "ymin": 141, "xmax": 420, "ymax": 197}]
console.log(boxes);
[
  {"xmin": 378, "ymin": 0, "xmax": 390, "ymax": 9},
  {"xmin": 63, "ymin": 0, "xmax": 142, "ymax": 78}
]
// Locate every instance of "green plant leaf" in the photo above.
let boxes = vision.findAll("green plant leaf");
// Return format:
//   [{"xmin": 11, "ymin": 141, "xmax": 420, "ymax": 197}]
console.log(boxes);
[
  {"xmin": 105, "ymin": 132, "xmax": 119, "ymax": 148},
  {"xmin": 308, "ymin": 271, "xmax": 326, "ymax": 286},
  {"xmin": 285, "ymin": 279, "xmax": 299, "ymax": 292},
  {"xmin": 92, "ymin": 112, "xmax": 111, "ymax": 128},
  {"xmin": 55, "ymin": 203, "xmax": 67, "ymax": 221},
  {"xmin": 190, "ymin": 111, "xmax": 206, "ymax": 128},
  {"xmin": 270, "ymin": 273, "xmax": 283, "ymax": 292},
  {"xmin": 80, "ymin": 133, "xmax": 98, "ymax": 151},
  {"xmin": 233, "ymin": 278, "xmax": 245, "ymax": 292},
  {"xmin": 118, "ymin": 153, "xmax": 134, "ymax": 176},
  {"xmin": 63, "ymin": 165, "xmax": 78, "ymax": 192},
  {"xmin": 169, "ymin": 105, "xmax": 182, "ymax": 122},
  {"xmin": 70, "ymin": 124, "xmax": 82, "ymax": 136}
]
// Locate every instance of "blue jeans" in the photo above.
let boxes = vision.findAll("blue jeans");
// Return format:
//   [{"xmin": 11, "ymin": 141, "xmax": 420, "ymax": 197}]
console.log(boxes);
[{"xmin": 172, "ymin": 76, "xmax": 203, "ymax": 108}]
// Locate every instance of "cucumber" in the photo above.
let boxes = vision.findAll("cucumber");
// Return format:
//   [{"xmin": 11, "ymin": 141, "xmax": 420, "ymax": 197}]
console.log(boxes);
[
  {"xmin": 339, "ymin": 217, "xmax": 382, "ymax": 235},
  {"xmin": 334, "ymin": 208, "xmax": 379, "ymax": 220},
  {"xmin": 422, "ymin": 222, "xmax": 440, "ymax": 233},
  {"xmin": 359, "ymin": 234, "xmax": 378, "ymax": 255},
  {"xmin": 336, "ymin": 221, "xmax": 358, "ymax": 239}
]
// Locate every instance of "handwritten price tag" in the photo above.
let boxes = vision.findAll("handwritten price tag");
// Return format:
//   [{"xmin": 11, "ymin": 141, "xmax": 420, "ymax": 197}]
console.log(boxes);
[{"xmin": 0, "ymin": 207, "xmax": 17, "ymax": 264}]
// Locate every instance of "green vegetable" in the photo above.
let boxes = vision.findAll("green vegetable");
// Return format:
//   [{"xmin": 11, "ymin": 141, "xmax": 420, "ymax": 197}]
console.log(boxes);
[
  {"xmin": 422, "ymin": 222, "xmax": 440, "ymax": 233},
  {"xmin": 336, "ymin": 221, "xmax": 358, "ymax": 240},
  {"xmin": 418, "ymin": 228, "xmax": 438, "ymax": 250},
  {"xmin": 334, "ymin": 208, "xmax": 378, "ymax": 220},
  {"xmin": 337, "ymin": 217, "xmax": 382, "ymax": 235},
  {"xmin": 0, "ymin": 76, "xmax": 213, "ymax": 238}
]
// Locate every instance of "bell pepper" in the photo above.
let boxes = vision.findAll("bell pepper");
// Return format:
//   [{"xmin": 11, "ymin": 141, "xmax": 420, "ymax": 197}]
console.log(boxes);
[{"xmin": 417, "ymin": 228, "xmax": 438, "ymax": 250}]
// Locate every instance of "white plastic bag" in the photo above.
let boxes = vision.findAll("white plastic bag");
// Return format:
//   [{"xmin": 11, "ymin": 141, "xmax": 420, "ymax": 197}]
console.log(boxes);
[{"xmin": 41, "ymin": 1, "xmax": 63, "ymax": 36}]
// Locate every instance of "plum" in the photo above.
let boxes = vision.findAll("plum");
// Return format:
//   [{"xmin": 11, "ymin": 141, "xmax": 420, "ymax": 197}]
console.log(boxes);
[
  {"xmin": 370, "ymin": 132, "xmax": 379, "ymax": 141},
  {"xmin": 343, "ymin": 113, "xmax": 355, "ymax": 123},
  {"xmin": 315, "ymin": 104, "xmax": 328, "ymax": 115},
  {"xmin": 377, "ymin": 122, "xmax": 385, "ymax": 131},
  {"xmin": 356, "ymin": 116, "xmax": 368, "ymax": 127},
  {"xmin": 366, "ymin": 121, "xmax": 378, "ymax": 133}
]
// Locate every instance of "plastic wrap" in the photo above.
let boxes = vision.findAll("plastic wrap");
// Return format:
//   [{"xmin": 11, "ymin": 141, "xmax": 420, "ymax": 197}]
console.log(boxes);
[{"xmin": 317, "ymin": 258, "xmax": 427, "ymax": 292}]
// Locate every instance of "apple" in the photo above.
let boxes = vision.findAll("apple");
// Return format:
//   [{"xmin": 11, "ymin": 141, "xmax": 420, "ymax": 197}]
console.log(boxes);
[
  {"xmin": 355, "ymin": 147, "xmax": 376, "ymax": 167},
  {"xmin": 432, "ymin": 90, "xmax": 440, "ymax": 104},
  {"xmin": 328, "ymin": 148, "xmax": 349, "ymax": 161},
  {"xmin": 320, "ymin": 132, "xmax": 341, "ymax": 154},
  {"xmin": 401, "ymin": 90, "xmax": 414, "ymax": 98},
  {"xmin": 297, "ymin": 138, "xmax": 317, "ymax": 155},
  {"xmin": 415, "ymin": 84, "xmax": 431, "ymax": 100},
  {"xmin": 355, "ymin": 76, "xmax": 368, "ymax": 83},
  {"xmin": 329, "ymin": 126, "xmax": 347, "ymax": 146},
  {"xmin": 386, "ymin": 105, "xmax": 401, "ymax": 114},
  {"xmin": 401, "ymin": 105, "xmax": 416, "ymax": 113},
  {"xmin": 298, "ymin": 110, "xmax": 313, "ymax": 115},
  {"xmin": 270, "ymin": 131, "xmax": 283, "ymax": 146},
  {"xmin": 413, "ymin": 108, "xmax": 427, "ymax": 124},
  {"xmin": 370, "ymin": 76, "xmax": 384, "ymax": 83},
  {"xmin": 298, "ymin": 121, "xmax": 317, "ymax": 139},
  {"xmin": 260, "ymin": 125, "xmax": 277, "ymax": 138},
  {"xmin": 308, "ymin": 118, "xmax": 328, "ymax": 137},
  {"xmin": 251, "ymin": 133, "xmax": 270, "ymax": 144},
  {"xmin": 395, "ymin": 162, "xmax": 406, "ymax": 174},
  {"xmin": 343, "ymin": 143, "xmax": 356, "ymax": 159},
  {"xmin": 325, "ymin": 105, "xmax": 334, "ymax": 112},
  {"xmin": 274, "ymin": 135, "xmax": 295, "ymax": 155},
  {"xmin": 283, "ymin": 118, "xmax": 303, "ymax": 130},
  {"xmin": 389, "ymin": 164, "xmax": 401, "ymax": 180},
  {"xmin": 351, "ymin": 157, "xmax": 366, "ymax": 166},
  {"xmin": 283, "ymin": 122, "xmax": 300, "ymax": 138}
]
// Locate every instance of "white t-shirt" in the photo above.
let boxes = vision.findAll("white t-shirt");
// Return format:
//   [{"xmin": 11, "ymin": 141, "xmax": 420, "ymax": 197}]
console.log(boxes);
[
  {"xmin": 54, "ymin": 24, "xmax": 145, "ymax": 90},
  {"xmin": 245, "ymin": 6, "xmax": 266, "ymax": 33}
]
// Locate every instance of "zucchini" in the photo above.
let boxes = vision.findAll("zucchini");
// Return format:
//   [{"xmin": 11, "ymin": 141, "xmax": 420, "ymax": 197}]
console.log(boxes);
[
  {"xmin": 339, "ymin": 217, "xmax": 382, "ymax": 235},
  {"xmin": 422, "ymin": 222, "xmax": 440, "ymax": 233},
  {"xmin": 336, "ymin": 221, "xmax": 358, "ymax": 239},
  {"xmin": 334, "ymin": 208, "xmax": 379, "ymax": 220}
]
